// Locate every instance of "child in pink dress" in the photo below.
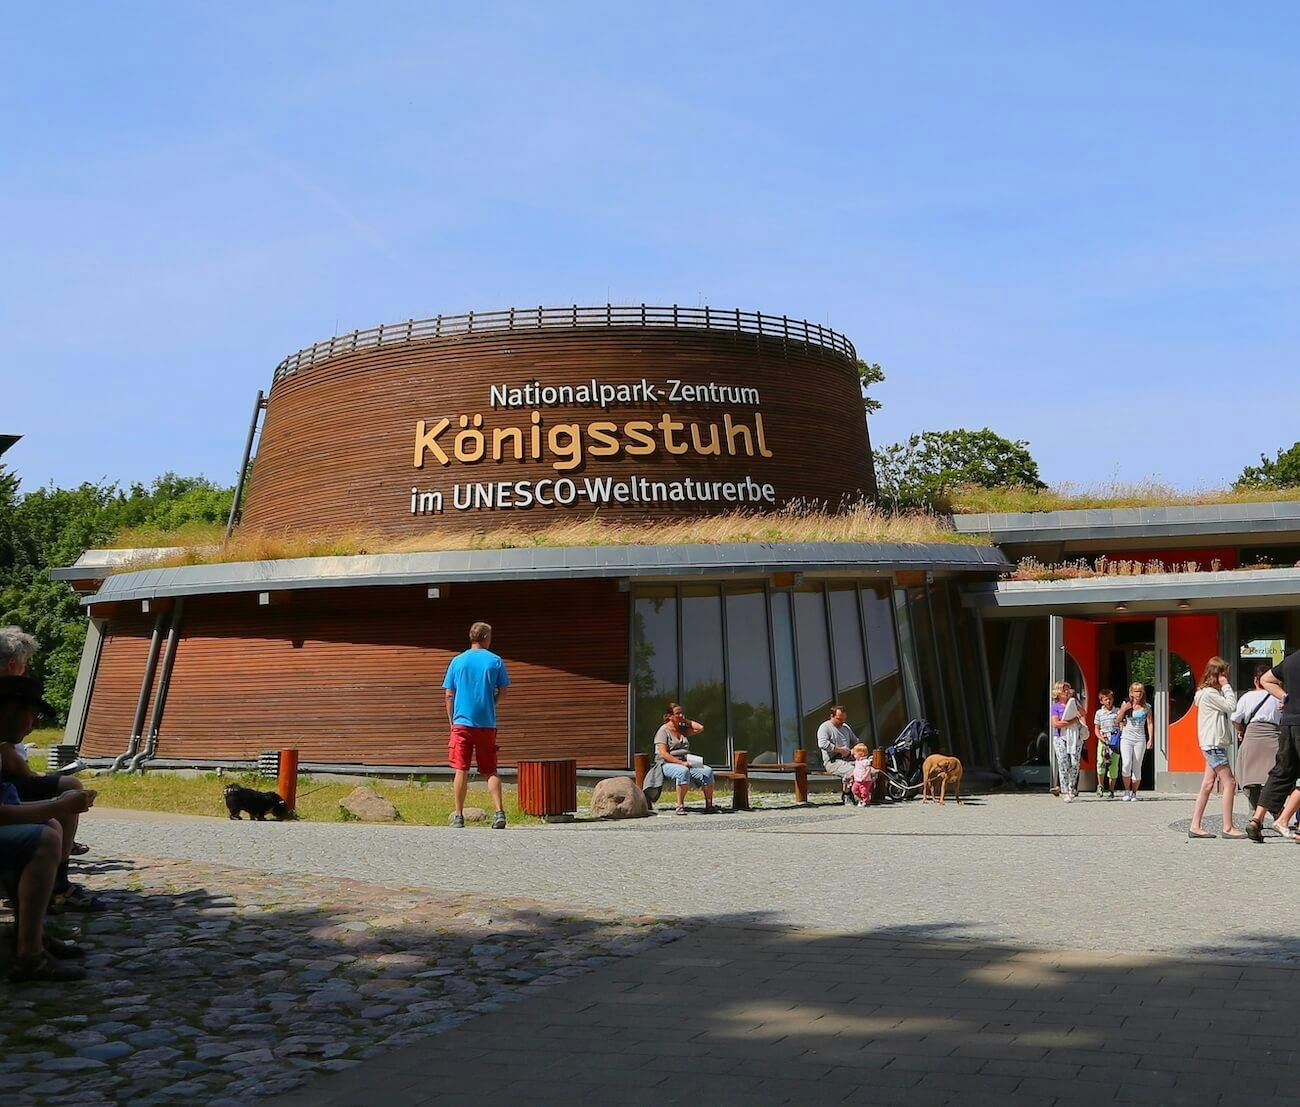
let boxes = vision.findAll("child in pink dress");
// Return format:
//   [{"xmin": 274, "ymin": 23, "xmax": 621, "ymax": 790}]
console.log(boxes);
[{"xmin": 849, "ymin": 742, "xmax": 877, "ymax": 805}]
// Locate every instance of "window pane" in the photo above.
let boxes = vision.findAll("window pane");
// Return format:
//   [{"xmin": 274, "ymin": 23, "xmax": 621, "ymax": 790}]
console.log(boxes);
[
  {"xmin": 930, "ymin": 582, "xmax": 972, "ymax": 763},
  {"xmin": 632, "ymin": 588, "xmax": 677, "ymax": 757},
  {"xmin": 864, "ymin": 581, "xmax": 907, "ymax": 743},
  {"xmin": 794, "ymin": 583, "xmax": 833, "ymax": 760},
  {"xmin": 681, "ymin": 585, "xmax": 727, "ymax": 766},
  {"xmin": 828, "ymin": 582, "xmax": 874, "ymax": 747},
  {"xmin": 906, "ymin": 584, "xmax": 948, "ymax": 740},
  {"xmin": 951, "ymin": 592, "xmax": 990, "ymax": 764},
  {"xmin": 770, "ymin": 591, "xmax": 801, "ymax": 762},
  {"xmin": 893, "ymin": 587, "xmax": 923, "ymax": 721},
  {"xmin": 724, "ymin": 587, "xmax": 777, "ymax": 765}
]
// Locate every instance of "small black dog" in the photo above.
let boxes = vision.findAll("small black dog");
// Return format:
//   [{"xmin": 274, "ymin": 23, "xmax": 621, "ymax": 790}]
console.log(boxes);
[{"xmin": 224, "ymin": 784, "xmax": 290, "ymax": 821}]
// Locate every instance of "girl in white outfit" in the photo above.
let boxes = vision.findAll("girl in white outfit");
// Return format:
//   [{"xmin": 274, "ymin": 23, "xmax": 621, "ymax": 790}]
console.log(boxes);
[{"xmin": 1115, "ymin": 682, "xmax": 1153, "ymax": 800}]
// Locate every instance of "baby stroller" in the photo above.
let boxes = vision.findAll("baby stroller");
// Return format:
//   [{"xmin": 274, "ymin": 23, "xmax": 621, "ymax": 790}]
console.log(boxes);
[{"xmin": 880, "ymin": 718, "xmax": 937, "ymax": 802}]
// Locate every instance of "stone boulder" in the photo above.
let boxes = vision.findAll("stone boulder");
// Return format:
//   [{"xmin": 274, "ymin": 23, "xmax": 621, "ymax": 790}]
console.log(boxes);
[
  {"xmin": 461, "ymin": 807, "xmax": 488, "ymax": 824},
  {"xmin": 590, "ymin": 777, "xmax": 649, "ymax": 820},
  {"xmin": 339, "ymin": 786, "xmax": 399, "ymax": 822}
]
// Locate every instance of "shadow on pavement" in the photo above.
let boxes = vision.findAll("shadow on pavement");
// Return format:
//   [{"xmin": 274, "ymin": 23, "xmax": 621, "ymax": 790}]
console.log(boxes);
[{"xmin": 268, "ymin": 912, "xmax": 1300, "ymax": 1107}]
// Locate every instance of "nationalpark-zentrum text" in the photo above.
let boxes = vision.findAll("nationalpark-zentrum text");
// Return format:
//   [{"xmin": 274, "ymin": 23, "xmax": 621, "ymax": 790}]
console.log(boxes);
[{"xmin": 488, "ymin": 377, "xmax": 762, "ymax": 409}]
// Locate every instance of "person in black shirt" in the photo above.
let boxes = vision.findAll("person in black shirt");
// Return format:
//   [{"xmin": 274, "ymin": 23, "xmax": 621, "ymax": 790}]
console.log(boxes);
[{"xmin": 1244, "ymin": 648, "xmax": 1300, "ymax": 843}]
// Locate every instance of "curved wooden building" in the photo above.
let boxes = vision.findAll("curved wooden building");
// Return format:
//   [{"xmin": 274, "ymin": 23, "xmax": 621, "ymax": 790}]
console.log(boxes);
[
  {"xmin": 241, "ymin": 306, "xmax": 876, "ymax": 537},
  {"xmin": 59, "ymin": 306, "xmax": 1010, "ymax": 776}
]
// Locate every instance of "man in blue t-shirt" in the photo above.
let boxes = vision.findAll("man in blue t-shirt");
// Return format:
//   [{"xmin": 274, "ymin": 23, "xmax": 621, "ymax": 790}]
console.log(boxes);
[{"xmin": 442, "ymin": 621, "xmax": 511, "ymax": 829}]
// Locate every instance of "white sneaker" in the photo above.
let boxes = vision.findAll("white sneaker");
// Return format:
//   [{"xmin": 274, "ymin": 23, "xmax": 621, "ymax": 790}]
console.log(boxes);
[
  {"xmin": 1064, "ymin": 794, "xmax": 1074, "ymax": 803},
  {"xmin": 1130, "ymin": 792, "xmax": 1140, "ymax": 801}
]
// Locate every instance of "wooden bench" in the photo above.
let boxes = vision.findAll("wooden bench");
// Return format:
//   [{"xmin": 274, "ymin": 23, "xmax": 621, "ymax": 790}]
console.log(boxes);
[{"xmin": 634, "ymin": 749, "xmax": 847, "ymax": 811}]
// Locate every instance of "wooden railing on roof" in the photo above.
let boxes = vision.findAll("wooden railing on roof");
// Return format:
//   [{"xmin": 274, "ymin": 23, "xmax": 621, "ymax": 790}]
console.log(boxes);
[{"xmin": 271, "ymin": 304, "xmax": 857, "ymax": 383}]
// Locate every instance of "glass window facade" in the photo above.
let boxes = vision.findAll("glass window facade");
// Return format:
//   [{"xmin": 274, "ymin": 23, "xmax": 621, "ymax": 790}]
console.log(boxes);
[
  {"xmin": 631, "ymin": 587, "xmax": 677, "ymax": 751},
  {"xmin": 680, "ymin": 586, "xmax": 727, "ymax": 766},
  {"xmin": 629, "ymin": 577, "xmax": 940, "ymax": 768},
  {"xmin": 828, "ymin": 583, "xmax": 874, "ymax": 747},
  {"xmin": 865, "ymin": 582, "xmax": 907, "ymax": 743},
  {"xmin": 724, "ymin": 587, "xmax": 778, "ymax": 765}
]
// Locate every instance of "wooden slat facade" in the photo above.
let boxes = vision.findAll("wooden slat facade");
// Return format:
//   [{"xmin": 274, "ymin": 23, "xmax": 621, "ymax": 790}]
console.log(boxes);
[
  {"xmin": 79, "ymin": 610, "xmax": 157, "ymax": 757},
  {"xmin": 80, "ymin": 579, "xmax": 630, "ymax": 767},
  {"xmin": 239, "ymin": 327, "xmax": 876, "ymax": 537}
]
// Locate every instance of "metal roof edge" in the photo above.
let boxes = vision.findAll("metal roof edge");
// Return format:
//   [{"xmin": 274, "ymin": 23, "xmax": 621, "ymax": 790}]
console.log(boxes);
[
  {"xmin": 951, "ymin": 501, "xmax": 1300, "ymax": 543},
  {"xmin": 964, "ymin": 566, "xmax": 1300, "ymax": 609},
  {"xmin": 82, "ymin": 540, "xmax": 1010, "ymax": 606}
]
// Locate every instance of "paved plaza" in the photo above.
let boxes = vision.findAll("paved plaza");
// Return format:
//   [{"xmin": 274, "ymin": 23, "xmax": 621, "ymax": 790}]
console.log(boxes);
[
  {"xmin": 83, "ymin": 793, "xmax": 1300, "ymax": 958},
  {"xmin": 6, "ymin": 792, "xmax": 1300, "ymax": 1105}
]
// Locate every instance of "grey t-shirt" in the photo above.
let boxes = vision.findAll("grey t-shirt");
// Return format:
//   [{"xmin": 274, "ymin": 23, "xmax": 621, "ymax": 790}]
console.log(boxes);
[
  {"xmin": 653, "ymin": 724, "xmax": 690, "ymax": 763},
  {"xmin": 816, "ymin": 720, "xmax": 856, "ymax": 768}
]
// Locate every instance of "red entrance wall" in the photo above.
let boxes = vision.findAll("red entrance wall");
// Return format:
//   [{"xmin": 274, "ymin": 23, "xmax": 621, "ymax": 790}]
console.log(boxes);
[
  {"xmin": 1065, "ymin": 614, "xmax": 1219, "ymax": 777},
  {"xmin": 1168, "ymin": 614, "xmax": 1220, "ymax": 774}
]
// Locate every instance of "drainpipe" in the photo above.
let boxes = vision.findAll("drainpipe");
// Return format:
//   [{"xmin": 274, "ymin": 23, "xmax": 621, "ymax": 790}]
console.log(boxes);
[
  {"xmin": 127, "ymin": 599, "xmax": 184, "ymax": 772},
  {"xmin": 107, "ymin": 609, "xmax": 167, "ymax": 773},
  {"xmin": 224, "ymin": 389, "xmax": 266, "ymax": 540}
]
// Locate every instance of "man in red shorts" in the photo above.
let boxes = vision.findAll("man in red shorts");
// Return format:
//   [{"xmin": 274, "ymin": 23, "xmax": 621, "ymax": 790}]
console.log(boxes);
[{"xmin": 442, "ymin": 621, "xmax": 510, "ymax": 829}]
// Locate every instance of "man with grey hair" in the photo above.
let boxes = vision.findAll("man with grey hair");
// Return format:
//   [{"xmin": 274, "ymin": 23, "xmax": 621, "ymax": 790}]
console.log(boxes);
[
  {"xmin": 0, "ymin": 627, "xmax": 98, "ymax": 907},
  {"xmin": 0, "ymin": 626, "xmax": 39, "ymax": 675}
]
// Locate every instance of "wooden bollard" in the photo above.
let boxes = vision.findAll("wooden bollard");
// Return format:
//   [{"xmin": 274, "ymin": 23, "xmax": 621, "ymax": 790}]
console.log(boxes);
[
  {"xmin": 872, "ymin": 747, "xmax": 886, "ymax": 804},
  {"xmin": 633, "ymin": 752, "xmax": 649, "ymax": 790},
  {"xmin": 277, "ymin": 748, "xmax": 299, "ymax": 814},
  {"xmin": 731, "ymin": 749, "xmax": 750, "ymax": 811},
  {"xmin": 793, "ymin": 748, "xmax": 809, "ymax": 804}
]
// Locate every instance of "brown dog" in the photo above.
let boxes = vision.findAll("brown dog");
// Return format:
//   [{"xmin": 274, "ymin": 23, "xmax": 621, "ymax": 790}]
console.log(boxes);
[{"xmin": 921, "ymin": 754, "xmax": 963, "ymax": 805}]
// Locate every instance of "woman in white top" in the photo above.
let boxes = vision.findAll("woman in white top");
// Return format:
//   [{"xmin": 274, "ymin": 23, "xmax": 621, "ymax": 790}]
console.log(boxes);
[
  {"xmin": 1232, "ymin": 662, "xmax": 1284, "ymax": 818},
  {"xmin": 1188, "ymin": 656, "xmax": 1245, "ymax": 839},
  {"xmin": 1114, "ymin": 682, "xmax": 1153, "ymax": 800}
]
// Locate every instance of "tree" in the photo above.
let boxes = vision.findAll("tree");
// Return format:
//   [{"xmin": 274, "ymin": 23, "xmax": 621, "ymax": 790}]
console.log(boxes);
[
  {"xmin": 1235, "ymin": 441, "xmax": 1300, "ymax": 489},
  {"xmin": 874, "ymin": 428, "xmax": 1045, "ymax": 512},
  {"xmin": 0, "ymin": 467, "xmax": 233, "ymax": 723},
  {"xmin": 855, "ymin": 359, "xmax": 886, "ymax": 415}
]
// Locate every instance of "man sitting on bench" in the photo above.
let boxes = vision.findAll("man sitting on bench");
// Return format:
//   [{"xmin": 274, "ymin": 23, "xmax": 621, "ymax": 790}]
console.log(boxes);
[
  {"xmin": 817, "ymin": 705, "xmax": 858, "ymax": 793},
  {"xmin": 1, "ymin": 675, "xmax": 94, "ymax": 982}
]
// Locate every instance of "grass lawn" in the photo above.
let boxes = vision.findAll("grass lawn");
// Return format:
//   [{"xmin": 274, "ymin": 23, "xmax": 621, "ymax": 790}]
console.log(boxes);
[{"xmin": 78, "ymin": 771, "xmax": 583, "ymax": 827}]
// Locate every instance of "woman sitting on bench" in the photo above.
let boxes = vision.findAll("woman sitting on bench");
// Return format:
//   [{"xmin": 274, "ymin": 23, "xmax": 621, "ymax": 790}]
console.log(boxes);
[{"xmin": 654, "ymin": 702, "xmax": 717, "ymax": 816}]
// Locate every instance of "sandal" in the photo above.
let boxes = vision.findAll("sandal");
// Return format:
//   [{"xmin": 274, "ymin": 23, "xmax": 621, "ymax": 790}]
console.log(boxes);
[
  {"xmin": 50, "ymin": 884, "xmax": 107, "ymax": 913},
  {"xmin": 1187, "ymin": 828, "xmax": 1216, "ymax": 839},
  {"xmin": 69, "ymin": 842, "xmax": 90, "ymax": 856},
  {"xmin": 674, "ymin": 806, "xmax": 687, "ymax": 816},
  {"xmin": 8, "ymin": 954, "xmax": 86, "ymax": 983},
  {"xmin": 44, "ymin": 935, "xmax": 86, "ymax": 960},
  {"xmin": 1245, "ymin": 818, "xmax": 1264, "ymax": 844}
]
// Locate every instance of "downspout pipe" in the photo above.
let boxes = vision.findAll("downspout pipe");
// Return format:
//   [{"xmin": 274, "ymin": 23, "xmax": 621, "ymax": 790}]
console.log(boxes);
[
  {"xmin": 107, "ymin": 609, "xmax": 166, "ymax": 773},
  {"xmin": 127, "ymin": 599, "xmax": 184, "ymax": 772},
  {"xmin": 224, "ymin": 389, "xmax": 266, "ymax": 541}
]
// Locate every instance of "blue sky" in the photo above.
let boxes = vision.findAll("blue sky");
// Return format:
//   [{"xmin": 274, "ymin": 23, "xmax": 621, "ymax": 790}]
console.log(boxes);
[{"xmin": 4, "ymin": 3, "xmax": 1297, "ymax": 493}]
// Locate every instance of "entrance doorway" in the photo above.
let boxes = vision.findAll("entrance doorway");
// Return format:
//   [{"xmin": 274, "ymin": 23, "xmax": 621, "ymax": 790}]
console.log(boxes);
[{"xmin": 1107, "ymin": 625, "xmax": 1157, "ymax": 792}]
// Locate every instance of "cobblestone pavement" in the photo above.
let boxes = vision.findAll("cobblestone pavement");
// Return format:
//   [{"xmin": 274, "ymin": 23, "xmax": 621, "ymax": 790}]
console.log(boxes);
[
  {"xmin": 2, "ymin": 856, "xmax": 685, "ymax": 1106},
  {"xmin": 83, "ymin": 792, "xmax": 1300, "ymax": 962},
  {"xmin": 271, "ymin": 924, "xmax": 1300, "ymax": 1107}
]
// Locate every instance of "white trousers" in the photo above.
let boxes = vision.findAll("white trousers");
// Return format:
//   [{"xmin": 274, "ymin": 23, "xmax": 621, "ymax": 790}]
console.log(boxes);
[{"xmin": 1120, "ymin": 735, "xmax": 1146, "ymax": 782}]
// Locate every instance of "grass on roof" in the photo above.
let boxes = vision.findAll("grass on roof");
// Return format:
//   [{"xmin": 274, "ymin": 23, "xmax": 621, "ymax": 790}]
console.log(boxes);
[
  {"xmin": 107, "ymin": 503, "xmax": 982, "ymax": 572},
  {"xmin": 948, "ymin": 481, "xmax": 1300, "ymax": 515}
]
